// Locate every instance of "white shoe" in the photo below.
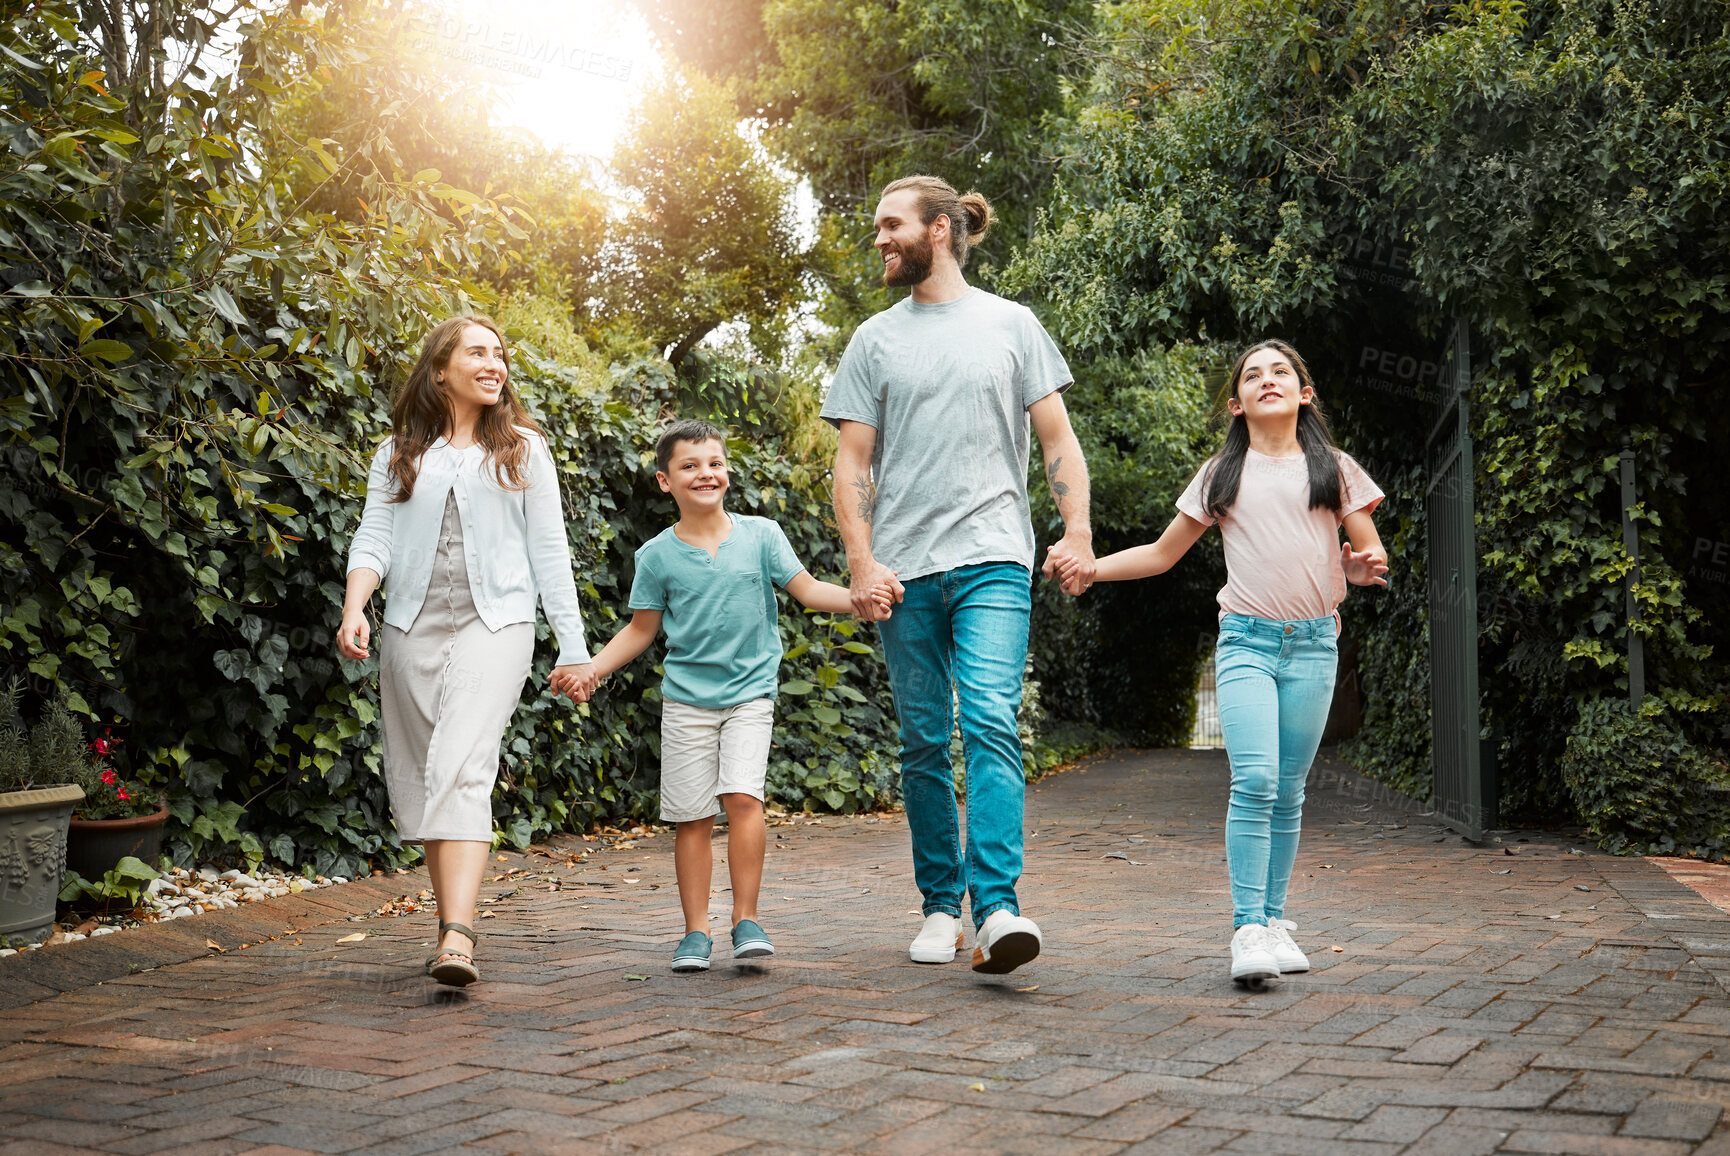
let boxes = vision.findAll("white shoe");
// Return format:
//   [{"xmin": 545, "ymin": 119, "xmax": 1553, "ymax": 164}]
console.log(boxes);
[
  {"xmin": 1268, "ymin": 919, "xmax": 1311, "ymax": 973},
  {"xmin": 971, "ymin": 910, "xmax": 1042, "ymax": 974},
  {"xmin": 1230, "ymin": 923, "xmax": 1280, "ymax": 985},
  {"xmin": 909, "ymin": 913, "xmax": 964, "ymax": 963}
]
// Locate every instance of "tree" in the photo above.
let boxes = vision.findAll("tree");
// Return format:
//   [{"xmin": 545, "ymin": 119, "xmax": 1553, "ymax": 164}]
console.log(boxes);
[
  {"xmin": 604, "ymin": 67, "xmax": 806, "ymax": 365},
  {"xmin": 1002, "ymin": 0, "xmax": 1730, "ymax": 831}
]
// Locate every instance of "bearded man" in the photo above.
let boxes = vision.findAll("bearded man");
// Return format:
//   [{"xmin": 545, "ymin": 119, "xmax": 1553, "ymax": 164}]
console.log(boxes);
[{"xmin": 822, "ymin": 175, "xmax": 1095, "ymax": 974}]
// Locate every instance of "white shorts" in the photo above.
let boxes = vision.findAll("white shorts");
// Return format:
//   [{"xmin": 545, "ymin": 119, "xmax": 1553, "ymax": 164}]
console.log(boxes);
[{"xmin": 658, "ymin": 697, "xmax": 774, "ymax": 822}]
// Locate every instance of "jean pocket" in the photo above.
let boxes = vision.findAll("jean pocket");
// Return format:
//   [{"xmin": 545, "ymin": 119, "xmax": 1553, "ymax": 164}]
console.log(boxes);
[{"xmin": 1216, "ymin": 630, "xmax": 1246, "ymax": 648}]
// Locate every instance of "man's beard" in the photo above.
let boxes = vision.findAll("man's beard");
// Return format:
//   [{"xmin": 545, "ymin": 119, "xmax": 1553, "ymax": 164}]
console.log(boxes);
[{"xmin": 882, "ymin": 230, "xmax": 935, "ymax": 288}]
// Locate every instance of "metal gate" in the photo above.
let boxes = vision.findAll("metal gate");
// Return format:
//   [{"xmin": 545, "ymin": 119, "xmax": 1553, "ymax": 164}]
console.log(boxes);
[{"xmin": 1425, "ymin": 321, "xmax": 1495, "ymax": 838}]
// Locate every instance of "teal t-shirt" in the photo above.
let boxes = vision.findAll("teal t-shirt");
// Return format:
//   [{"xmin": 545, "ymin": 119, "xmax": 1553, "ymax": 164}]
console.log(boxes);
[{"xmin": 628, "ymin": 514, "xmax": 805, "ymax": 709}]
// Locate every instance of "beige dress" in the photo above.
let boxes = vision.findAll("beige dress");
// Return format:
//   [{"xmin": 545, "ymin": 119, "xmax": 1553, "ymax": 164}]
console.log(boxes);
[{"xmin": 379, "ymin": 493, "xmax": 534, "ymax": 843}]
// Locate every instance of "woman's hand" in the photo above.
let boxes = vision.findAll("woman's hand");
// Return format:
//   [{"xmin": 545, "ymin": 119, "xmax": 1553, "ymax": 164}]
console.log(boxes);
[
  {"xmin": 337, "ymin": 608, "xmax": 371, "ymax": 660},
  {"xmin": 1342, "ymin": 542, "xmax": 1390, "ymax": 586},
  {"xmin": 550, "ymin": 662, "xmax": 600, "ymax": 703}
]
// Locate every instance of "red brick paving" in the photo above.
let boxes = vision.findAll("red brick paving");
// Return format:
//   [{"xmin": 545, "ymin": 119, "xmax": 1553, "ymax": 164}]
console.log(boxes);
[{"xmin": 2, "ymin": 748, "xmax": 1729, "ymax": 1154}]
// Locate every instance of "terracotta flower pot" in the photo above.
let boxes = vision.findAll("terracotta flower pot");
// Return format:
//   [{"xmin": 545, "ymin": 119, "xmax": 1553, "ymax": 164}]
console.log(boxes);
[
  {"xmin": 0, "ymin": 784, "xmax": 84, "ymax": 946},
  {"xmin": 67, "ymin": 803, "xmax": 169, "ymax": 882}
]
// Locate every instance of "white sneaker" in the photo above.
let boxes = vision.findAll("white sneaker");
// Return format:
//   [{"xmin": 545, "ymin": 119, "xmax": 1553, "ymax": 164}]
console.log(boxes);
[
  {"xmin": 1230, "ymin": 923, "xmax": 1280, "ymax": 985},
  {"xmin": 909, "ymin": 912, "xmax": 964, "ymax": 964},
  {"xmin": 1268, "ymin": 919, "xmax": 1311, "ymax": 973},
  {"xmin": 971, "ymin": 910, "xmax": 1042, "ymax": 974}
]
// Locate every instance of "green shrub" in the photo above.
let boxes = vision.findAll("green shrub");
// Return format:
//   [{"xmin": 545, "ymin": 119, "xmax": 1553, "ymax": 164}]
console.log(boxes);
[
  {"xmin": 1561, "ymin": 698, "xmax": 1730, "ymax": 860},
  {"xmin": 0, "ymin": 678, "xmax": 99, "ymax": 796}
]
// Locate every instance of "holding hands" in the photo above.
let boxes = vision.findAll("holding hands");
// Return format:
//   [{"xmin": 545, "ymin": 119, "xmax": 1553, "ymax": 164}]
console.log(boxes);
[
  {"xmin": 849, "ymin": 560, "xmax": 904, "ymax": 622},
  {"xmin": 550, "ymin": 662, "xmax": 600, "ymax": 704},
  {"xmin": 1341, "ymin": 541, "xmax": 1389, "ymax": 586},
  {"xmin": 1041, "ymin": 530, "xmax": 1097, "ymax": 597}
]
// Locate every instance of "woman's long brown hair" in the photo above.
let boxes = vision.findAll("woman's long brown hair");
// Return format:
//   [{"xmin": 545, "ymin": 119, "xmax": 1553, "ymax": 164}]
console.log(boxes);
[{"xmin": 387, "ymin": 314, "xmax": 545, "ymax": 502}]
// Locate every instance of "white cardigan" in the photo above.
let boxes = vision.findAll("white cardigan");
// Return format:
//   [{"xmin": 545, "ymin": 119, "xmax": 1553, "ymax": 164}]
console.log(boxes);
[{"xmin": 345, "ymin": 432, "xmax": 591, "ymax": 666}]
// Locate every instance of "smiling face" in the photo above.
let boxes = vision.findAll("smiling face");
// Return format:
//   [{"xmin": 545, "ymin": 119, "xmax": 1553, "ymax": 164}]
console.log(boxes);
[
  {"xmin": 873, "ymin": 189, "xmax": 941, "ymax": 288},
  {"xmin": 656, "ymin": 437, "xmax": 729, "ymax": 514},
  {"xmin": 1228, "ymin": 345, "xmax": 1313, "ymax": 423},
  {"xmin": 440, "ymin": 323, "xmax": 509, "ymax": 415}
]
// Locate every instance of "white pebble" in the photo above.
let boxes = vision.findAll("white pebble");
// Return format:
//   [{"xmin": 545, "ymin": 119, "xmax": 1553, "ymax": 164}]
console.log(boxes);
[
  {"xmin": 329, "ymin": 876, "xmax": 350, "ymax": 885},
  {"xmin": 0, "ymin": 948, "xmax": 15, "ymax": 956},
  {"xmin": 183, "ymin": 887, "xmax": 209, "ymax": 900},
  {"xmin": 90, "ymin": 927, "xmax": 116, "ymax": 937},
  {"xmin": 196, "ymin": 866, "xmax": 219, "ymax": 882},
  {"xmin": 167, "ymin": 906, "xmax": 195, "ymax": 919},
  {"xmin": 229, "ymin": 874, "xmax": 260, "ymax": 889},
  {"xmin": 64, "ymin": 932, "xmax": 86, "ymax": 942}
]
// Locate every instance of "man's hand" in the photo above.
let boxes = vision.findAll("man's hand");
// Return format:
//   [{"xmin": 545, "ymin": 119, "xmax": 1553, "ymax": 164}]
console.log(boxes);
[
  {"xmin": 1041, "ymin": 530, "xmax": 1097, "ymax": 596},
  {"xmin": 850, "ymin": 559, "xmax": 904, "ymax": 621},
  {"xmin": 550, "ymin": 662, "xmax": 600, "ymax": 703}
]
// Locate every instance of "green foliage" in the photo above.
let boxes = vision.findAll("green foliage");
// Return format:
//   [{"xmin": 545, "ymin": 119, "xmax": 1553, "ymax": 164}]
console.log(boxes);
[
  {"xmin": 0, "ymin": 3, "xmax": 901, "ymax": 875},
  {"xmin": 1005, "ymin": 0, "xmax": 1730, "ymax": 834},
  {"xmin": 0, "ymin": 678, "xmax": 98, "ymax": 795},
  {"xmin": 1029, "ymin": 345, "xmax": 1222, "ymax": 744},
  {"xmin": 643, "ymin": 0, "xmax": 1093, "ymax": 332},
  {"xmin": 1561, "ymin": 698, "xmax": 1730, "ymax": 860},
  {"xmin": 606, "ymin": 67, "xmax": 807, "ymax": 365},
  {"xmin": 58, "ymin": 854, "xmax": 158, "ymax": 908}
]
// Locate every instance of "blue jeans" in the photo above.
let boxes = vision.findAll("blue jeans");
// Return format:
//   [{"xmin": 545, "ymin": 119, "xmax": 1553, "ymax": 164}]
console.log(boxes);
[
  {"xmin": 1215, "ymin": 613, "xmax": 1339, "ymax": 928},
  {"xmin": 878, "ymin": 562, "xmax": 1030, "ymax": 929}
]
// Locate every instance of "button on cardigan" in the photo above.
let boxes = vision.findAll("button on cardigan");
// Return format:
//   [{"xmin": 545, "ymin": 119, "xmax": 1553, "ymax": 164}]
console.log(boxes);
[{"xmin": 345, "ymin": 431, "xmax": 592, "ymax": 666}]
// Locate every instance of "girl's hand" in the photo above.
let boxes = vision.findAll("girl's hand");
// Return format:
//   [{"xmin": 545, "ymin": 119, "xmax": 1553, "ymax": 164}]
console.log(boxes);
[
  {"xmin": 1060, "ymin": 566, "xmax": 1092, "ymax": 597},
  {"xmin": 337, "ymin": 609, "xmax": 371, "ymax": 660},
  {"xmin": 1342, "ymin": 542, "xmax": 1389, "ymax": 586}
]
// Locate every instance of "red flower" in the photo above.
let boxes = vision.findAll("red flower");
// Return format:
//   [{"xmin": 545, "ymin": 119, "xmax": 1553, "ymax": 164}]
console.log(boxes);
[
  {"xmin": 100, "ymin": 768, "xmax": 117, "ymax": 785},
  {"xmin": 116, "ymin": 787, "xmax": 130, "ymax": 801},
  {"xmin": 89, "ymin": 739, "xmax": 109, "ymax": 756}
]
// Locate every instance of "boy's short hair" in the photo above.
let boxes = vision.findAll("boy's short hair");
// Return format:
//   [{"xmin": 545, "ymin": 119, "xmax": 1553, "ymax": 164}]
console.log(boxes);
[{"xmin": 654, "ymin": 419, "xmax": 728, "ymax": 474}]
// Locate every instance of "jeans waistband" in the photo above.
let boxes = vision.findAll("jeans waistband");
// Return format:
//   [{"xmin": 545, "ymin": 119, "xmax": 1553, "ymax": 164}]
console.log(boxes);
[{"xmin": 1220, "ymin": 612, "xmax": 1337, "ymax": 640}]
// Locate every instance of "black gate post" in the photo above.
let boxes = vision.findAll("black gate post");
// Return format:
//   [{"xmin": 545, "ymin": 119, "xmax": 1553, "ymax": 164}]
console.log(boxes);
[{"xmin": 1425, "ymin": 321, "xmax": 1495, "ymax": 839}]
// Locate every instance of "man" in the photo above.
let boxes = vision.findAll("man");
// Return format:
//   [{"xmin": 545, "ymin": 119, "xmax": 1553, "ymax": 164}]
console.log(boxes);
[{"xmin": 823, "ymin": 175, "xmax": 1095, "ymax": 974}]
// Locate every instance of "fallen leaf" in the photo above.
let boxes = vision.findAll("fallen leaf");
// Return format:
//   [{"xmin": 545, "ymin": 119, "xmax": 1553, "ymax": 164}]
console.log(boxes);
[
  {"xmin": 1331, "ymin": 945, "xmax": 1343, "ymax": 952},
  {"xmin": 624, "ymin": 974, "xmax": 651, "ymax": 982},
  {"xmin": 479, "ymin": 911, "xmax": 496, "ymax": 919},
  {"xmin": 1493, "ymin": 869, "xmax": 1512, "ymax": 875},
  {"xmin": 74, "ymin": 918, "xmax": 98, "ymax": 936},
  {"xmin": 1319, "ymin": 864, "xmax": 1334, "ymax": 869},
  {"xmin": 1573, "ymin": 885, "xmax": 1592, "ymax": 892},
  {"xmin": 1503, "ymin": 847, "xmax": 1519, "ymax": 856},
  {"xmin": 204, "ymin": 938, "xmax": 226, "ymax": 953},
  {"xmin": 336, "ymin": 933, "xmax": 366, "ymax": 944},
  {"xmin": 969, "ymin": 1082, "xmax": 987, "ymax": 1093},
  {"xmin": 1016, "ymin": 985, "xmax": 1039, "ymax": 992}
]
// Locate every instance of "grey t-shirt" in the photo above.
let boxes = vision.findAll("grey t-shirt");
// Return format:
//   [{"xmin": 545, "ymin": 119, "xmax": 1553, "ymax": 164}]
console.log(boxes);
[{"xmin": 820, "ymin": 288, "xmax": 1072, "ymax": 580}]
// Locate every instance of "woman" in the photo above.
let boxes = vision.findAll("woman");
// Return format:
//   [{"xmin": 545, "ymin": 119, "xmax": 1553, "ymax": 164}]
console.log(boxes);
[{"xmin": 338, "ymin": 314, "xmax": 597, "ymax": 986}]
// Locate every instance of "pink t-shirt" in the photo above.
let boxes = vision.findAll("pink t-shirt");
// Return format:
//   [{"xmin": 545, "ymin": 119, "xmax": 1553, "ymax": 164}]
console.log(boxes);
[{"xmin": 1176, "ymin": 448, "xmax": 1384, "ymax": 623}]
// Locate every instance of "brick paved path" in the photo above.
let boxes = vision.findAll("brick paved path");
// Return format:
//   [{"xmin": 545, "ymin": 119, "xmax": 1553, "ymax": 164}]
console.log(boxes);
[{"xmin": 4, "ymin": 749, "xmax": 1730, "ymax": 1155}]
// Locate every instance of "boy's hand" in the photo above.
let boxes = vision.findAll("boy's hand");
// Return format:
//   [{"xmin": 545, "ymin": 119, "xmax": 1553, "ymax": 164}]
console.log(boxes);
[
  {"xmin": 869, "ymin": 581, "xmax": 896, "ymax": 619},
  {"xmin": 550, "ymin": 662, "xmax": 600, "ymax": 702},
  {"xmin": 850, "ymin": 559, "xmax": 903, "ymax": 621},
  {"xmin": 1341, "ymin": 542, "xmax": 1389, "ymax": 586}
]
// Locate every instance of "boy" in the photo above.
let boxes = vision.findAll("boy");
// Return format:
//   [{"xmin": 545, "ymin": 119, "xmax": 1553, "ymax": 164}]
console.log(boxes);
[{"xmin": 576, "ymin": 419, "xmax": 890, "ymax": 971}]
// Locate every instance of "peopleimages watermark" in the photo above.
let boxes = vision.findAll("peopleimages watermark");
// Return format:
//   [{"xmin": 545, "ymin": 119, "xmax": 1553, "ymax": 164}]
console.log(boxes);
[{"xmin": 399, "ymin": 12, "xmax": 634, "ymax": 84}]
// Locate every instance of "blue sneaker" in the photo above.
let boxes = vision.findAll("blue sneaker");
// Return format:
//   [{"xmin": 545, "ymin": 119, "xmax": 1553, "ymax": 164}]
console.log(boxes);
[
  {"xmin": 731, "ymin": 919, "xmax": 775, "ymax": 959},
  {"xmin": 671, "ymin": 931, "xmax": 712, "ymax": 972}
]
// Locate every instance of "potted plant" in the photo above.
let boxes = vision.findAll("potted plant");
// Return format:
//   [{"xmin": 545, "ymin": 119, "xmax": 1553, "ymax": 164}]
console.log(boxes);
[
  {"xmin": 65, "ymin": 730, "xmax": 168, "ymax": 882},
  {"xmin": 0, "ymin": 679, "xmax": 92, "ymax": 946}
]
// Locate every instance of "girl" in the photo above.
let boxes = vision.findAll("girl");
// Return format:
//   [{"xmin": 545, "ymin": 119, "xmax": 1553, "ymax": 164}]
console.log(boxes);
[
  {"xmin": 1051, "ymin": 339, "xmax": 1387, "ymax": 987},
  {"xmin": 338, "ymin": 314, "xmax": 597, "ymax": 987}
]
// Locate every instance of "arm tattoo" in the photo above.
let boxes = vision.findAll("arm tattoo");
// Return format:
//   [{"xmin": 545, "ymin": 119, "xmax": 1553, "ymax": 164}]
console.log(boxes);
[
  {"xmin": 850, "ymin": 476, "xmax": 876, "ymax": 525},
  {"xmin": 1047, "ymin": 455, "xmax": 1069, "ymax": 515}
]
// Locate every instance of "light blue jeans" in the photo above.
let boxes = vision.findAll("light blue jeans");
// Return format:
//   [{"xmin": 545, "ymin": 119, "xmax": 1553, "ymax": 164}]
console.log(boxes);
[
  {"xmin": 878, "ymin": 562, "xmax": 1030, "ymax": 929},
  {"xmin": 1215, "ymin": 613, "xmax": 1339, "ymax": 928}
]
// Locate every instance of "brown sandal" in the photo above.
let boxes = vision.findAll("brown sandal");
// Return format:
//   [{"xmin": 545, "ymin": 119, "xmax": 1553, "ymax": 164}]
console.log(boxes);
[{"xmin": 426, "ymin": 922, "xmax": 479, "ymax": 986}]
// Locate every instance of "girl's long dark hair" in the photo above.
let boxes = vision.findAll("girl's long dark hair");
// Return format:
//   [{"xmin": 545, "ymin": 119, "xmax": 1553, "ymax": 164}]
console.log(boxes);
[
  {"xmin": 387, "ymin": 314, "xmax": 544, "ymax": 502},
  {"xmin": 1202, "ymin": 339, "xmax": 1342, "ymax": 519}
]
